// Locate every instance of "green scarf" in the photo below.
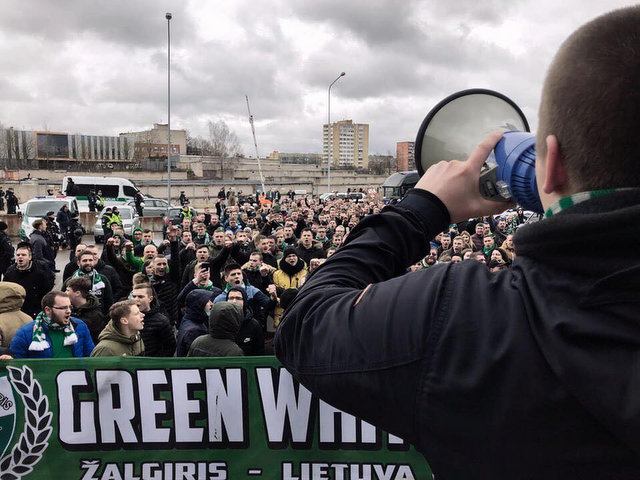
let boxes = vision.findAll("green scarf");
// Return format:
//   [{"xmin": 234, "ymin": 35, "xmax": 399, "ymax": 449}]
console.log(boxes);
[
  {"xmin": 29, "ymin": 311, "xmax": 77, "ymax": 352},
  {"xmin": 71, "ymin": 268, "xmax": 105, "ymax": 292},
  {"xmin": 482, "ymin": 245, "xmax": 495, "ymax": 257},
  {"xmin": 544, "ymin": 188, "xmax": 632, "ymax": 218},
  {"xmin": 197, "ymin": 281, "xmax": 215, "ymax": 291}
]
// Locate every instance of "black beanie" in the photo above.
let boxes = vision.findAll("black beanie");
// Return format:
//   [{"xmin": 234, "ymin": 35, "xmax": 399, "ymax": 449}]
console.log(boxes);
[{"xmin": 283, "ymin": 247, "xmax": 297, "ymax": 259}]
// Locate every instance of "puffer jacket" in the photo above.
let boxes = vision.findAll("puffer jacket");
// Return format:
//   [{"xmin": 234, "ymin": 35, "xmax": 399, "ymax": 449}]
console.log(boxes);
[
  {"xmin": 272, "ymin": 259, "xmax": 307, "ymax": 327},
  {"xmin": 188, "ymin": 302, "xmax": 244, "ymax": 357},
  {"xmin": 91, "ymin": 319, "xmax": 144, "ymax": 357},
  {"xmin": 176, "ymin": 289, "xmax": 212, "ymax": 357},
  {"xmin": 0, "ymin": 282, "xmax": 33, "ymax": 347}
]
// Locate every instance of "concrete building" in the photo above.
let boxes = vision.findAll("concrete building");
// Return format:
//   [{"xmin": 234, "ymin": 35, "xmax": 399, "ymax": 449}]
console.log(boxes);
[
  {"xmin": 119, "ymin": 123, "xmax": 187, "ymax": 162},
  {"xmin": 396, "ymin": 141, "xmax": 415, "ymax": 172},
  {"xmin": 268, "ymin": 151, "xmax": 322, "ymax": 165},
  {"xmin": 322, "ymin": 120, "xmax": 369, "ymax": 169}
]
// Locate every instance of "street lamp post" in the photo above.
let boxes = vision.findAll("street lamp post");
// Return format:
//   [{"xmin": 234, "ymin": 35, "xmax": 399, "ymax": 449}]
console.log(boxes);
[
  {"xmin": 166, "ymin": 12, "xmax": 172, "ymax": 205},
  {"xmin": 327, "ymin": 72, "xmax": 345, "ymax": 194}
]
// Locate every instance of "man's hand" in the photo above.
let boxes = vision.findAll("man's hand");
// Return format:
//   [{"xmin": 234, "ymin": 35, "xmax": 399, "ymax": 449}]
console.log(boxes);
[
  {"xmin": 106, "ymin": 237, "xmax": 115, "ymax": 246},
  {"xmin": 167, "ymin": 226, "xmax": 178, "ymax": 241},
  {"xmin": 186, "ymin": 242, "xmax": 196, "ymax": 250},
  {"xmin": 267, "ymin": 284, "xmax": 278, "ymax": 301},
  {"xmin": 259, "ymin": 265, "xmax": 269, "ymax": 277},
  {"xmin": 224, "ymin": 238, "xmax": 233, "ymax": 248},
  {"xmin": 123, "ymin": 241, "xmax": 133, "ymax": 251},
  {"xmin": 414, "ymin": 131, "xmax": 513, "ymax": 222}
]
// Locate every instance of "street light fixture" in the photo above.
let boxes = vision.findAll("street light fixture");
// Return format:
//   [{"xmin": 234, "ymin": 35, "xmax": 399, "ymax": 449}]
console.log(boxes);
[
  {"xmin": 327, "ymin": 71, "xmax": 345, "ymax": 194},
  {"xmin": 166, "ymin": 12, "xmax": 172, "ymax": 205}
]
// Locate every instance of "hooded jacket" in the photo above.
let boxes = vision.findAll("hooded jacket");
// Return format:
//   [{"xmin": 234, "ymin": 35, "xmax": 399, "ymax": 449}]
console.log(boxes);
[
  {"xmin": 275, "ymin": 189, "xmax": 640, "ymax": 479},
  {"xmin": 91, "ymin": 319, "xmax": 144, "ymax": 357},
  {"xmin": 71, "ymin": 293, "xmax": 106, "ymax": 345},
  {"xmin": 227, "ymin": 286, "xmax": 264, "ymax": 356},
  {"xmin": 272, "ymin": 253, "xmax": 307, "ymax": 327},
  {"xmin": 0, "ymin": 282, "xmax": 32, "ymax": 347},
  {"xmin": 176, "ymin": 289, "xmax": 212, "ymax": 357},
  {"xmin": 188, "ymin": 302, "xmax": 244, "ymax": 357}
]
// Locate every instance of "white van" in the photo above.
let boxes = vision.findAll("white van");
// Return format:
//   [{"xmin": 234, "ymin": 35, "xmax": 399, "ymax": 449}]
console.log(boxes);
[
  {"xmin": 62, "ymin": 176, "xmax": 141, "ymax": 212},
  {"xmin": 19, "ymin": 196, "xmax": 79, "ymax": 240}
]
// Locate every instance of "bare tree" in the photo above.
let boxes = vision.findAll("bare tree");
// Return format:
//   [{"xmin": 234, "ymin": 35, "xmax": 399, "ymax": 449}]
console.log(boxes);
[{"xmin": 208, "ymin": 119, "xmax": 241, "ymax": 157}]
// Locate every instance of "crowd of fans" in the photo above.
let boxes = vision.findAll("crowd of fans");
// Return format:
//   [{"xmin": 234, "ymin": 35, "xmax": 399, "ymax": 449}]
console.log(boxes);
[{"xmin": 0, "ymin": 189, "xmax": 531, "ymax": 359}]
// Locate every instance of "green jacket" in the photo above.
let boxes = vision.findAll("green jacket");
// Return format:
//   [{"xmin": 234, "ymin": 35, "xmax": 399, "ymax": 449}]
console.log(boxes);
[{"xmin": 91, "ymin": 319, "xmax": 144, "ymax": 357}]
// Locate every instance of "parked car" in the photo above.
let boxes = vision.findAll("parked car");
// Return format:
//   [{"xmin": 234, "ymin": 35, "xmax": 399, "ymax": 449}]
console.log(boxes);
[
  {"xmin": 126, "ymin": 197, "xmax": 173, "ymax": 217},
  {"xmin": 94, "ymin": 205, "xmax": 141, "ymax": 243}
]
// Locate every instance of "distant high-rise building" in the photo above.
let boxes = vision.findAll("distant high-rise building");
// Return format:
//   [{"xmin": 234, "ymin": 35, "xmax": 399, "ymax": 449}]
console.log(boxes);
[
  {"xmin": 322, "ymin": 120, "xmax": 369, "ymax": 169},
  {"xmin": 396, "ymin": 141, "xmax": 415, "ymax": 172}
]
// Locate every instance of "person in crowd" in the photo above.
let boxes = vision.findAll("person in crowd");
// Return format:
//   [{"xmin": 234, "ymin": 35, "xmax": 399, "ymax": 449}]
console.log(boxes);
[
  {"xmin": 295, "ymin": 228, "xmax": 325, "ymax": 266},
  {"xmin": 44, "ymin": 210, "xmax": 62, "ymax": 257},
  {"xmin": 177, "ymin": 261, "xmax": 222, "ymax": 308},
  {"xmin": 0, "ymin": 186, "xmax": 4, "ymax": 211},
  {"xmin": 91, "ymin": 299, "xmax": 145, "ymax": 357},
  {"xmin": 3, "ymin": 242, "xmax": 55, "ymax": 318},
  {"xmin": 56, "ymin": 205, "xmax": 72, "ymax": 248},
  {"xmin": 63, "ymin": 249, "xmax": 114, "ymax": 314},
  {"xmin": 501, "ymin": 233, "xmax": 516, "ymax": 261},
  {"xmin": 67, "ymin": 212, "xmax": 85, "ymax": 261},
  {"xmin": 11, "ymin": 290, "xmax": 94, "ymax": 358},
  {"xmin": 88, "ymin": 189, "xmax": 98, "ymax": 212},
  {"xmin": 65, "ymin": 178, "xmax": 77, "ymax": 196},
  {"xmin": 179, "ymin": 191, "xmax": 189, "ymax": 206},
  {"xmin": 64, "ymin": 277, "xmax": 106, "ymax": 345},
  {"xmin": 132, "ymin": 285, "xmax": 175, "ymax": 357},
  {"xmin": 0, "ymin": 282, "xmax": 32, "ymax": 349},
  {"xmin": 5, "ymin": 188, "xmax": 19, "ymax": 215},
  {"xmin": 257, "ymin": 236, "xmax": 279, "ymax": 268},
  {"xmin": 176, "ymin": 289, "xmax": 214, "ymax": 357},
  {"xmin": 225, "ymin": 286, "xmax": 264, "ymax": 356},
  {"xmin": 213, "ymin": 263, "xmax": 277, "ymax": 327},
  {"xmin": 470, "ymin": 222, "xmax": 485, "ymax": 251},
  {"xmin": 242, "ymin": 252, "xmax": 275, "ymax": 294},
  {"xmin": 134, "ymin": 190, "xmax": 144, "ymax": 217},
  {"xmin": 482, "ymin": 234, "xmax": 497, "ymax": 261},
  {"xmin": 193, "ymin": 222, "xmax": 210, "ymax": 246},
  {"xmin": 0, "ymin": 221, "xmax": 14, "ymax": 280},
  {"xmin": 272, "ymin": 248, "xmax": 307, "ymax": 326},
  {"xmin": 29, "ymin": 219, "xmax": 55, "ymax": 271},
  {"xmin": 187, "ymin": 302, "xmax": 244, "ymax": 358}
]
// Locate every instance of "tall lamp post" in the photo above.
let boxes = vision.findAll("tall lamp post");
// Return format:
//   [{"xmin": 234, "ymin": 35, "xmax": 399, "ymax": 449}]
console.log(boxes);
[
  {"xmin": 166, "ymin": 12, "xmax": 172, "ymax": 205},
  {"xmin": 327, "ymin": 71, "xmax": 345, "ymax": 194}
]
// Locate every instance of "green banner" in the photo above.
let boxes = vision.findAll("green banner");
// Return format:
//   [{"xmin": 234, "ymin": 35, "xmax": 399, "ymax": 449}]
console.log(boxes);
[{"xmin": 0, "ymin": 357, "xmax": 431, "ymax": 480}]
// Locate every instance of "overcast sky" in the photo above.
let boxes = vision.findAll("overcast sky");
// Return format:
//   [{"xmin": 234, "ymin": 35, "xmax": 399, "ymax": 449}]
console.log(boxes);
[{"xmin": 0, "ymin": 0, "xmax": 636, "ymax": 156}]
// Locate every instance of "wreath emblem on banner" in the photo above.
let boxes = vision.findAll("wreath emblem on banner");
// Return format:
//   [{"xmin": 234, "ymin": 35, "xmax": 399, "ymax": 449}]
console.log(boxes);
[{"xmin": 0, "ymin": 366, "xmax": 52, "ymax": 480}]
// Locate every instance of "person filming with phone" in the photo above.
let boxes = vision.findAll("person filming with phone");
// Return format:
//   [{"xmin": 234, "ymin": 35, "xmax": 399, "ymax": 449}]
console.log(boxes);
[{"xmin": 275, "ymin": 7, "xmax": 640, "ymax": 478}]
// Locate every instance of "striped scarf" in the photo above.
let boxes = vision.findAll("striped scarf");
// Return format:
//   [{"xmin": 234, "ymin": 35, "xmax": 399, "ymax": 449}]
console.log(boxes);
[
  {"xmin": 29, "ymin": 311, "xmax": 78, "ymax": 351},
  {"xmin": 544, "ymin": 189, "xmax": 633, "ymax": 218},
  {"xmin": 71, "ymin": 268, "xmax": 105, "ymax": 292}
]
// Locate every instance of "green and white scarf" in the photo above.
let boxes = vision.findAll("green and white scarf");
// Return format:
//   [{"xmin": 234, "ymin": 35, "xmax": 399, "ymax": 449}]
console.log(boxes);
[
  {"xmin": 29, "ymin": 311, "xmax": 78, "ymax": 351},
  {"xmin": 71, "ymin": 268, "xmax": 105, "ymax": 292},
  {"xmin": 544, "ymin": 188, "xmax": 632, "ymax": 218}
]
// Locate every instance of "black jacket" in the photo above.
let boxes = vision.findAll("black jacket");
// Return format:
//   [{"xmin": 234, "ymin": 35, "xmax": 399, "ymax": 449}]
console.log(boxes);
[
  {"xmin": 236, "ymin": 307, "xmax": 264, "ymax": 356},
  {"xmin": 140, "ymin": 302, "xmax": 176, "ymax": 357},
  {"xmin": 151, "ymin": 240, "xmax": 181, "ymax": 326},
  {"xmin": 275, "ymin": 189, "xmax": 640, "ymax": 479},
  {"xmin": 0, "ymin": 231, "xmax": 13, "ymax": 276},
  {"xmin": 3, "ymin": 262, "xmax": 56, "ymax": 318},
  {"xmin": 71, "ymin": 294, "xmax": 106, "ymax": 344}
]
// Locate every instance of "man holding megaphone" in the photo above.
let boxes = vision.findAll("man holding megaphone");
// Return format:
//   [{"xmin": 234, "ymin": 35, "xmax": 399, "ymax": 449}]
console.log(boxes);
[{"xmin": 276, "ymin": 6, "xmax": 640, "ymax": 479}]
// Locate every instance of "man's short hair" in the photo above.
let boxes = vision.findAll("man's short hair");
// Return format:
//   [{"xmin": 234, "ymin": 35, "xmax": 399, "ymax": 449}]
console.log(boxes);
[
  {"xmin": 132, "ymin": 272, "xmax": 151, "ymax": 286},
  {"xmin": 66, "ymin": 277, "xmax": 91, "ymax": 298},
  {"xmin": 196, "ymin": 244, "xmax": 209, "ymax": 252},
  {"xmin": 42, "ymin": 291, "xmax": 69, "ymax": 310},
  {"xmin": 301, "ymin": 228, "xmax": 313, "ymax": 235},
  {"xmin": 32, "ymin": 219, "xmax": 44, "ymax": 230},
  {"xmin": 250, "ymin": 251, "xmax": 263, "ymax": 260},
  {"xmin": 109, "ymin": 300, "xmax": 136, "ymax": 330},
  {"xmin": 16, "ymin": 242, "xmax": 32, "ymax": 253},
  {"xmin": 224, "ymin": 263, "xmax": 242, "ymax": 275},
  {"xmin": 77, "ymin": 249, "xmax": 94, "ymax": 261},
  {"xmin": 132, "ymin": 285, "xmax": 154, "ymax": 298},
  {"xmin": 142, "ymin": 229, "xmax": 152, "ymax": 234},
  {"xmin": 537, "ymin": 6, "xmax": 640, "ymax": 190}
]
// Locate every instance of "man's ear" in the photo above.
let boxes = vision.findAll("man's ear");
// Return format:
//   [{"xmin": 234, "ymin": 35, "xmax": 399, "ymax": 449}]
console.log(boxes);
[{"xmin": 542, "ymin": 135, "xmax": 570, "ymax": 195}]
